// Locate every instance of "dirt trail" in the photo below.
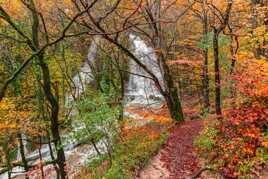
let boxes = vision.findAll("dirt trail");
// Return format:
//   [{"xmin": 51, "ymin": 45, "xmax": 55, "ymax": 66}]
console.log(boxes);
[
  {"xmin": 138, "ymin": 120, "xmax": 203, "ymax": 179},
  {"xmin": 138, "ymin": 154, "xmax": 169, "ymax": 179}
]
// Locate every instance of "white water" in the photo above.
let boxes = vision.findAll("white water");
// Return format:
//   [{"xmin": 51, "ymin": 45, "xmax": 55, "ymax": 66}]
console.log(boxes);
[
  {"xmin": 0, "ymin": 37, "xmax": 102, "ymax": 179},
  {"xmin": 67, "ymin": 36, "xmax": 100, "ymax": 103},
  {"xmin": 126, "ymin": 34, "xmax": 164, "ymax": 106},
  {"xmin": 0, "ymin": 34, "xmax": 164, "ymax": 179}
]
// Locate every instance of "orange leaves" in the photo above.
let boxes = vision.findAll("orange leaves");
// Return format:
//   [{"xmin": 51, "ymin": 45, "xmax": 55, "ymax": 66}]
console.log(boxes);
[
  {"xmin": 231, "ymin": 57, "xmax": 268, "ymax": 104},
  {"xmin": 221, "ymin": 56, "xmax": 268, "ymax": 173},
  {"xmin": 125, "ymin": 106, "xmax": 173, "ymax": 125},
  {"xmin": 0, "ymin": 0, "xmax": 25, "ymax": 19},
  {"xmin": 261, "ymin": 141, "xmax": 268, "ymax": 147},
  {"xmin": 121, "ymin": 106, "xmax": 173, "ymax": 143},
  {"xmin": 154, "ymin": 115, "xmax": 173, "ymax": 125},
  {"xmin": 244, "ymin": 130, "xmax": 258, "ymax": 139},
  {"xmin": 209, "ymin": 91, "xmax": 268, "ymax": 176},
  {"xmin": 121, "ymin": 119, "xmax": 163, "ymax": 145},
  {"xmin": 167, "ymin": 59, "xmax": 202, "ymax": 66},
  {"xmin": 242, "ymin": 145, "xmax": 255, "ymax": 155}
]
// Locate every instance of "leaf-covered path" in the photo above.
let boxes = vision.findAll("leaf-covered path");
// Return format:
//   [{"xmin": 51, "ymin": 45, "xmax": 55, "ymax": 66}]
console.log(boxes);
[{"xmin": 138, "ymin": 120, "xmax": 203, "ymax": 179}]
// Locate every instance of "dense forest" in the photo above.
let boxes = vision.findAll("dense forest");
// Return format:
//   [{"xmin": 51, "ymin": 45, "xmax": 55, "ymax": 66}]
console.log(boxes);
[{"xmin": 0, "ymin": 0, "xmax": 267, "ymax": 178}]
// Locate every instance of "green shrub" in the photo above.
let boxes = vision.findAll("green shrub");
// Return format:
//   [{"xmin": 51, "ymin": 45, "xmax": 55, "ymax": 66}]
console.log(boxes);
[
  {"xmin": 194, "ymin": 124, "xmax": 218, "ymax": 152},
  {"xmin": 88, "ymin": 122, "xmax": 169, "ymax": 178}
]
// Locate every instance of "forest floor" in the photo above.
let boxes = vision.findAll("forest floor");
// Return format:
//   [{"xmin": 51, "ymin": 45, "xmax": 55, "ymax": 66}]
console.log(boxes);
[
  {"xmin": 138, "ymin": 120, "xmax": 203, "ymax": 179},
  {"xmin": 137, "ymin": 95, "xmax": 205, "ymax": 179}
]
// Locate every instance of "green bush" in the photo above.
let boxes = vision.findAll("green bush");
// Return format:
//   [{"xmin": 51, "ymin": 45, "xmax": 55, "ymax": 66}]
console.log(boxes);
[
  {"xmin": 73, "ymin": 90, "xmax": 120, "ymax": 147},
  {"xmin": 194, "ymin": 124, "xmax": 218, "ymax": 152},
  {"xmin": 88, "ymin": 123, "xmax": 169, "ymax": 178}
]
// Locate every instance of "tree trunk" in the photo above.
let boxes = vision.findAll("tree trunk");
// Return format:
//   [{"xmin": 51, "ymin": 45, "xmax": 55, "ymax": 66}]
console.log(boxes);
[
  {"xmin": 28, "ymin": 0, "xmax": 67, "ymax": 177},
  {"xmin": 213, "ymin": 31, "xmax": 222, "ymax": 115},
  {"xmin": 251, "ymin": 0, "xmax": 261, "ymax": 58},
  {"xmin": 91, "ymin": 139, "xmax": 101, "ymax": 156},
  {"xmin": 164, "ymin": 88, "xmax": 184, "ymax": 121},
  {"xmin": 202, "ymin": 0, "xmax": 210, "ymax": 112},
  {"xmin": 18, "ymin": 133, "xmax": 29, "ymax": 179},
  {"xmin": 119, "ymin": 70, "xmax": 125, "ymax": 121},
  {"xmin": 161, "ymin": 57, "xmax": 184, "ymax": 121},
  {"xmin": 38, "ymin": 137, "xmax": 45, "ymax": 179},
  {"xmin": 151, "ymin": 0, "xmax": 184, "ymax": 121},
  {"xmin": 38, "ymin": 54, "xmax": 67, "ymax": 178},
  {"xmin": 202, "ymin": 45, "xmax": 210, "ymax": 112},
  {"xmin": 47, "ymin": 132, "xmax": 59, "ymax": 178},
  {"xmin": 3, "ymin": 142, "xmax": 11, "ymax": 179}
]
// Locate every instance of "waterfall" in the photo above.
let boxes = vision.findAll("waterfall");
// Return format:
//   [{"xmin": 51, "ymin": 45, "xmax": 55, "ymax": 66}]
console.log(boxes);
[
  {"xmin": 125, "ymin": 34, "xmax": 164, "ymax": 106},
  {"xmin": 67, "ymin": 36, "xmax": 100, "ymax": 103},
  {"xmin": 0, "ymin": 37, "xmax": 102, "ymax": 179},
  {"xmin": 0, "ymin": 35, "xmax": 165, "ymax": 179}
]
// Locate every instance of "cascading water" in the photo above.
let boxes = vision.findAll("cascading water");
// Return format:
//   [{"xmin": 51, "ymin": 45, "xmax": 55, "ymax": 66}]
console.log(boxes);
[
  {"xmin": 126, "ymin": 34, "xmax": 164, "ymax": 106},
  {"xmin": 0, "ymin": 34, "xmax": 164, "ymax": 179},
  {"xmin": 67, "ymin": 36, "xmax": 100, "ymax": 103},
  {"xmin": 0, "ymin": 37, "xmax": 101, "ymax": 179}
]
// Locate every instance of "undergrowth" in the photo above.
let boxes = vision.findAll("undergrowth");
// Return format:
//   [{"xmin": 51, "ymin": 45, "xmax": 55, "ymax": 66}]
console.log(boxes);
[
  {"xmin": 80, "ymin": 120, "xmax": 169, "ymax": 179},
  {"xmin": 195, "ymin": 112, "xmax": 268, "ymax": 178}
]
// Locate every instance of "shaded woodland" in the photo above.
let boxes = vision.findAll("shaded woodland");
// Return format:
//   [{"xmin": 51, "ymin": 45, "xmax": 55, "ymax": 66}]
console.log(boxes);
[{"xmin": 0, "ymin": 0, "xmax": 267, "ymax": 178}]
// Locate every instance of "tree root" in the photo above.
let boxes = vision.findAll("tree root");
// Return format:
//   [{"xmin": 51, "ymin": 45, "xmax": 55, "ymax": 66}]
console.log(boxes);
[{"xmin": 191, "ymin": 167, "xmax": 214, "ymax": 179}]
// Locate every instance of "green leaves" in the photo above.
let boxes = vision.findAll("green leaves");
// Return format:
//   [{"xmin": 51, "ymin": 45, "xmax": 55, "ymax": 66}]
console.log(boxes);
[
  {"xmin": 198, "ymin": 31, "xmax": 230, "ymax": 50},
  {"xmin": 73, "ymin": 90, "xmax": 120, "ymax": 145}
]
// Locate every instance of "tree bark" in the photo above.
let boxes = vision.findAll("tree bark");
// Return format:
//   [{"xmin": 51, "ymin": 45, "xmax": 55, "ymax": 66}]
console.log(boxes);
[
  {"xmin": 213, "ymin": 31, "xmax": 222, "ymax": 115},
  {"xmin": 18, "ymin": 133, "xmax": 29, "ymax": 179},
  {"xmin": 152, "ymin": 0, "xmax": 184, "ymax": 121},
  {"xmin": 251, "ymin": 0, "xmax": 261, "ymax": 58},
  {"xmin": 3, "ymin": 142, "xmax": 11, "ymax": 179},
  {"xmin": 47, "ymin": 132, "xmax": 60, "ymax": 178},
  {"xmin": 161, "ymin": 56, "xmax": 184, "ymax": 121},
  {"xmin": 38, "ymin": 137, "xmax": 45, "ymax": 179},
  {"xmin": 211, "ymin": 0, "xmax": 233, "ymax": 116},
  {"xmin": 28, "ymin": 1, "xmax": 67, "ymax": 178},
  {"xmin": 164, "ymin": 88, "xmax": 184, "ymax": 121}
]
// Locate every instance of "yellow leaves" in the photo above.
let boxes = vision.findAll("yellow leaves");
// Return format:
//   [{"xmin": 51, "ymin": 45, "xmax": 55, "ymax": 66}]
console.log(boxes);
[
  {"xmin": 0, "ymin": 99, "xmax": 15, "ymax": 110},
  {"xmin": 0, "ymin": 122, "xmax": 17, "ymax": 131},
  {"xmin": 167, "ymin": 59, "xmax": 202, "ymax": 67},
  {"xmin": 0, "ymin": 97, "xmax": 36, "ymax": 137},
  {"xmin": 254, "ymin": 26, "xmax": 266, "ymax": 36}
]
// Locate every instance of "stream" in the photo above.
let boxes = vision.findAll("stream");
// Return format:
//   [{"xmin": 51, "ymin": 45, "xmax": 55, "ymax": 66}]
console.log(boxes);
[{"xmin": 0, "ymin": 34, "xmax": 164, "ymax": 179}]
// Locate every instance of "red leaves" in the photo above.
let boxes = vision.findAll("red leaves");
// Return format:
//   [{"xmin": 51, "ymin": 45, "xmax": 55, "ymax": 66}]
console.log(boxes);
[
  {"xmin": 211, "ymin": 100, "xmax": 268, "ymax": 177},
  {"xmin": 210, "ymin": 58, "xmax": 268, "ymax": 177},
  {"xmin": 160, "ymin": 120, "xmax": 203, "ymax": 178}
]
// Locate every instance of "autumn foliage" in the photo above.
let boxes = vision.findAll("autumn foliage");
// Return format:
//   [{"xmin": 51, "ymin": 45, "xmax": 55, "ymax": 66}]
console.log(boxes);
[{"xmin": 197, "ymin": 57, "xmax": 268, "ymax": 178}]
